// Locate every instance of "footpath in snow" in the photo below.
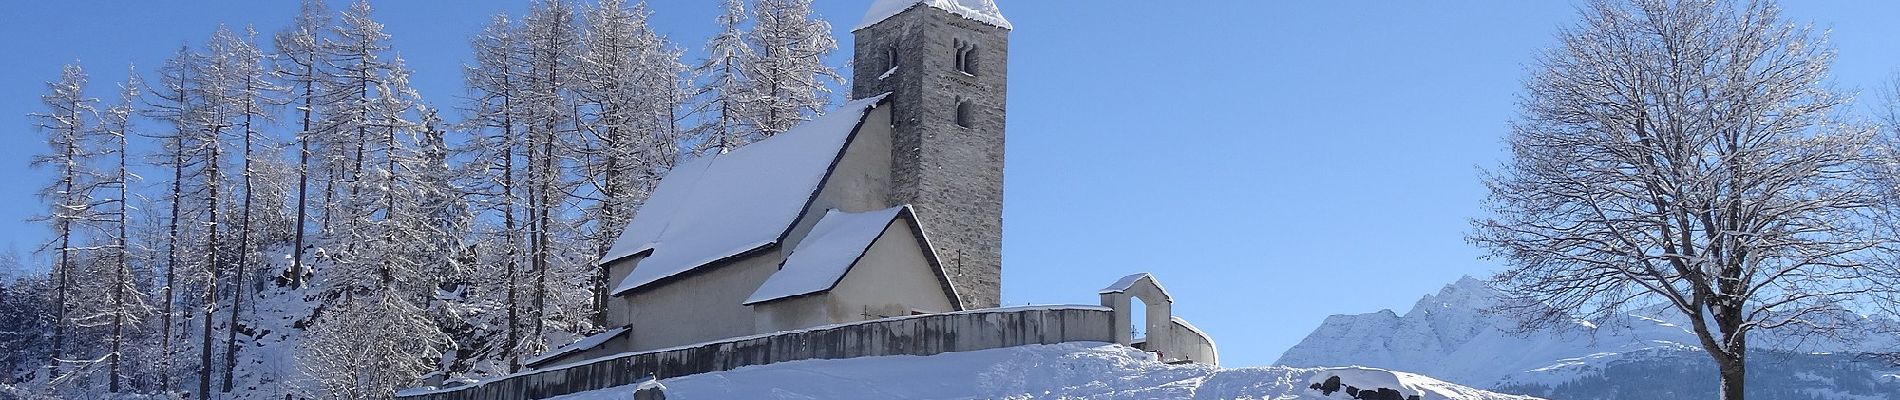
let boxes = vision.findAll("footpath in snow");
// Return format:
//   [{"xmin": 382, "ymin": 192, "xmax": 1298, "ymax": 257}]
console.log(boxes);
[{"xmin": 552, "ymin": 342, "xmax": 1540, "ymax": 400}]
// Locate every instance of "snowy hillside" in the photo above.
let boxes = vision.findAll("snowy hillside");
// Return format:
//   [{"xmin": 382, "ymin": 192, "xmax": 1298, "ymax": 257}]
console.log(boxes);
[
  {"xmin": 1276, "ymin": 277, "xmax": 1900, "ymax": 399},
  {"xmin": 551, "ymin": 342, "xmax": 1539, "ymax": 400}
]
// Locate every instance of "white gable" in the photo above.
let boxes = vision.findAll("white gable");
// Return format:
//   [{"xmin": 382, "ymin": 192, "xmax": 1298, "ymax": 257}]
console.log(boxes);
[
  {"xmin": 744, "ymin": 206, "xmax": 906, "ymax": 305},
  {"xmin": 855, "ymin": 0, "xmax": 1012, "ymax": 31},
  {"xmin": 606, "ymin": 95, "xmax": 888, "ymax": 295}
]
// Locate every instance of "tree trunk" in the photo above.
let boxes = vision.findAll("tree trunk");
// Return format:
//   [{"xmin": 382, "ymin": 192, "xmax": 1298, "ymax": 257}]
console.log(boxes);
[
  {"xmin": 109, "ymin": 120, "xmax": 130, "ymax": 393},
  {"xmin": 50, "ymin": 121, "xmax": 76, "ymax": 376},
  {"xmin": 161, "ymin": 123, "xmax": 186, "ymax": 392},
  {"xmin": 1718, "ymin": 355, "xmax": 1745, "ymax": 400},
  {"xmin": 291, "ymin": 64, "xmax": 314, "ymax": 289},
  {"xmin": 224, "ymin": 104, "xmax": 257, "ymax": 393},
  {"xmin": 199, "ymin": 124, "xmax": 223, "ymax": 399}
]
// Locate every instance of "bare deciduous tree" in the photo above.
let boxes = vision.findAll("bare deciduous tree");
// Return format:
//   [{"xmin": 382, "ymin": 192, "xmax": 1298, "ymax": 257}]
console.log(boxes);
[{"xmin": 1469, "ymin": 1, "xmax": 1900, "ymax": 399}]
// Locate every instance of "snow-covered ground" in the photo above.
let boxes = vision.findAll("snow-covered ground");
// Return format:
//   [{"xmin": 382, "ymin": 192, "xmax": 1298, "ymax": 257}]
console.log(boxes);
[{"xmin": 550, "ymin": 342, "xmax": 1539, "ymax": 400}]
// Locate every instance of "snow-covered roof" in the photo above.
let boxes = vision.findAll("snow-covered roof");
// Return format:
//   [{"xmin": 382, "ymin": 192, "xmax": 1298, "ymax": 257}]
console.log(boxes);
[
  {"xmin": 606, "ymin": 95, "xmax": 889, "ymax": 296},
  {"xmin": 855, "ymin": 0, "xmax": 1012, "ymax": 31},
  {"xmin": 744, "ymin": 206, "xmax": 909, "ymax": 305},
  {"xmin": 1099, "ymin": 273, "xmax": 1171, "ymax": 301}
]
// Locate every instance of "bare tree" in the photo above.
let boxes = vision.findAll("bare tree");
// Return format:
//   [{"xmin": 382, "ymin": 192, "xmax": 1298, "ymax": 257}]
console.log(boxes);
[
  {"xmin": 95, "ymin": 66, "xmax": 151, "ymax": 394},
  {"xmin": 29, "ymin": 63, "xmax": 98, "ymax": 378},
  {"xmin": 743, "ymin": 0, "xmax": 842, "ymax": 137},
  {"xmin": 272, "ymin": 0, "xmax": 333, "ymax": 290},
  {"xmin": 1470, "ymin": 1, "xmax": 1900, "ymax": 399}
]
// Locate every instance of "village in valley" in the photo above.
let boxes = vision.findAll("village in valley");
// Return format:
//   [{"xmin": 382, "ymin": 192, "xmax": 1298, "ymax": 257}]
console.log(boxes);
[{"xmin": 1, "ymin": 0, "xmax": 1899, "ymax": 399}]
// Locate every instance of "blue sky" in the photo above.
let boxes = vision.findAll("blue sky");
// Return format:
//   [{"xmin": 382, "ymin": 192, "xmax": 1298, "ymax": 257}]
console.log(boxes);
[{"xmin": 3, "ymin": 1, "xmax": 1899, "ymax": 368}]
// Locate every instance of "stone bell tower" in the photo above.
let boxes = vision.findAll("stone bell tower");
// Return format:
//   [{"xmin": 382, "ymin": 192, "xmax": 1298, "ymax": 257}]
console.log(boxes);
[{"xmin": 851, "ymin": 1, "xmax": 1009, "ymax": 308}]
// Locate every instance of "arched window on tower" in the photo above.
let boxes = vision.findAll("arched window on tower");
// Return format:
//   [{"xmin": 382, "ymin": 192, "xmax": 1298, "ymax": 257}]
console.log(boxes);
[
  {"xmin": 954, "ymin": 39, "xmax": 977, "ymax": 75},
  {"xmin": 956, "ymin": 99, "xmax": 975, "ymax": 128}
]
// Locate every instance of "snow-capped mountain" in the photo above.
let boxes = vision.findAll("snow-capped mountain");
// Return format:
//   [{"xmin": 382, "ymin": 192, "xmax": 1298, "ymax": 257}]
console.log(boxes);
[
  {"xmin": 1275, "ymin": 276, "xmax": 1900, "ymax": 399},
  {"xmin": 551, "ymin": 342, "xmax": 1540, "ymax": 400}
]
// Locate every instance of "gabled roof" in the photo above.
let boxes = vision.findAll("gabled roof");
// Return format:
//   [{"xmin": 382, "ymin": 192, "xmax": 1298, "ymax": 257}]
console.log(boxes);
[
  {"xmin": 1100, "ymin": 273, "xmax": 1172, "ymax": 302},
  {"xmin": 605, "ymin": 95, "xmax": 889, "ymax": 296},
  {"xmin": 855, "ymin": 0, "xmax": 1012, "ymax": 31},
  {"xmin": 743, "ymin": 206, "xmax": 961, "ymax": 309}
]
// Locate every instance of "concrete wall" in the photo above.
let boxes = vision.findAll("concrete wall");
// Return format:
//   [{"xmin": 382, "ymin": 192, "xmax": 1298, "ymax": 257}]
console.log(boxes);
[
  {"xmin": 398, "ymin": 306, "xmax": 1117, "ymax": 400},
  {"xmin": 853, "ymin": 4, "xmax": 1008, "ymax": 309},
  {"xmin": 1162, "ymin": 317, "xmax": 1219, "ymax": 366},
  {"xmin": 610, "ymin": 250, "xmax": 781, "ymax": 353}
]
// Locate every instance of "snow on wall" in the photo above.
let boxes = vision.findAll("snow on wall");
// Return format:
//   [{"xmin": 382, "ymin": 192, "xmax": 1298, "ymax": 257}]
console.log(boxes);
[
  {"xmin": 521, "ymin": 327, "xmax": 630, "ymax": 368},
  {"xmin": 854, "ymin": 0, "xmax": 1012, "ymax": 31},
  {"xmin": 744, "ymin": 206, "xmax": 905, "ymax": 305},
  {"xmin": 605, "ymin": 95, "xmax": 887, "ymax": 296}
]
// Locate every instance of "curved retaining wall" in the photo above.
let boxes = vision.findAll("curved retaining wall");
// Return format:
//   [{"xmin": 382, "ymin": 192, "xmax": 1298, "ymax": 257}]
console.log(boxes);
[{"xmin": 398, "ymin": 305, "xmax": 1120, "ymax": 400}]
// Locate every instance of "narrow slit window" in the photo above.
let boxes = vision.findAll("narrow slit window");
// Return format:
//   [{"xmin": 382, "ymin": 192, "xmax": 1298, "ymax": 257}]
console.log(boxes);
[
  {"xmin": 956, "ymin": 100, "xmax": 975, "ymax": 128},
  {"xmin": 886, "ymin": 45, "xmax": 899, "ymax": 70}
]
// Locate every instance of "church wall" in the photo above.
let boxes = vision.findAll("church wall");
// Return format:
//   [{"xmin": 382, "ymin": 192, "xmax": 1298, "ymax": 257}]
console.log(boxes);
[
  {"xmin": 752, "ymin": 219, "xmax": 954, "ymax": 334},
  {"xmin": 823, "ymin": 220, "xmax": 956, "ymax": 320},
  {"xmin": 751, "ymin": 290, "xmax": 832, "ymax": 334},
  {"xmin": 782, "ymin": 105, "xmax": 896, "ymax": 252},
  {"xmin": 614, "ymin": 249, "xmax": 781, "ymax": 352},
  {"xmin": 603, "ymin": 255, "xmax": 641, "ymax": 328}
]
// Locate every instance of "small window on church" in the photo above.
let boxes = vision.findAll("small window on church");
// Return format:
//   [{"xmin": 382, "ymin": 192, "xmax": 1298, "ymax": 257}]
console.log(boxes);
[
  {"xmin": 956, "ymin": 100, "xmax": 975, "ymax": 128},
  {"xmin": 886, "ymin": 45, "xmax": 900, "ymax": 70}
]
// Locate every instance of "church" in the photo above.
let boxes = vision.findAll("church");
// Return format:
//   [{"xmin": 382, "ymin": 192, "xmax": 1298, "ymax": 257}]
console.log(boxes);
[
  {"xmin": 396, "ymin": 5, "xmax": 1214, "ymax": 398},
  {"xmin": 524, "ymin": 0, "xmax": 1012, "ymax": 367}
]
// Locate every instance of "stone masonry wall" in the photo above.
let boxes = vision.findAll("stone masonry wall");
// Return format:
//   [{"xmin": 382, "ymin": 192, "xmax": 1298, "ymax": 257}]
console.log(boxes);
[{"xmin": 852, "ymin": 5, "xmax": 1008, "ymax": 308}]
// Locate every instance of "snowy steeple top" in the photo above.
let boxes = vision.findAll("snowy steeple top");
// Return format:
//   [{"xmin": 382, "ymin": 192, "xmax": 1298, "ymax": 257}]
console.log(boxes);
[{"xmin": 855, "ymin": 0, "xmax": 1012, "ymax": 31}]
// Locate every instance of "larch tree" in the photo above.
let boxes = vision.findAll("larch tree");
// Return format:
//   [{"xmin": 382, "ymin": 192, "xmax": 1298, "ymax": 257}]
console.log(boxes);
[
  {"xmin": 688, "ymin": 0, "xmax": 758, "ymax": 155},
  {"xmin": 518, "ymin": 0, "xmax": 590, "ymax": 357},
  {"xmin": 743, "ymin": 0, "xmax": 841, "ymax": 137},
  {"xmin": 142, "ymin": 45, "xmax": 202, "ymax": 394},
  {"xmin": 192, "ymin": 26, "xmax": 248, "ymax": 397},
  {"xmin": 577, "ymin": 0, "xmax": 686, "ymax": 318},
  {"xmin": 1470, "ymin": 1, "xmax": 1900, "ymax": 399},
  {"xmin": 92, "ymin": 66, "xmax": 152, "ymax": 394},
  {"xmin": 29, "ymin": 63, "xmax": 98, "ymax": 378},
  {"xmin": 272, "ymin": 0, "xmax": 333, "ymax": 289},
  {"xmin": 460, "ymin": 12, "xmax": 531, "ymax": 373},
  {"xmin": 321, "ymin": 0, "xmax": 393, "ymax": 257},
  {"xmin": 212, "ymin": 25, "xmax": 282, "ymax": 394}
]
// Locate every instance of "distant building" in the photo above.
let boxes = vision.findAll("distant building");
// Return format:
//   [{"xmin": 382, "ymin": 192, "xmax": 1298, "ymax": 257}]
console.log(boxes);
[{"xmin": 528, "ymin": 0, "xmax": 1012, "ymax": 367}]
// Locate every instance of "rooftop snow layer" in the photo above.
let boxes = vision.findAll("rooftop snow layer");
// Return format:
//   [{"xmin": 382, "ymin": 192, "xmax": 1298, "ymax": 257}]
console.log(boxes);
[
  {"xmin": 1099, "ymin": 272, "xmax": 1171, "ymax": 300},
  {"xmin": 745, "ymin": 206, "xmax": 907, "ymax": 305},
  {"xmin": 855, "ymin": 0, "xmax": 1012, "ymax": 31},
  {"xmin": 606, "ymin": 95, "xmax": 887, "ymax": 295}
]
